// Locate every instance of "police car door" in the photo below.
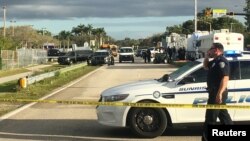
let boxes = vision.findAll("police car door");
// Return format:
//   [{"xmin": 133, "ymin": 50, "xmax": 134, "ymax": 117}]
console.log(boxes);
[
  {"xmin": 233, "ymin": 60, "xmax": 250, "ymax": 121},
  {"xmin": 174, "ymin": 65, "xmax": 235, "ymax": 123},
  {"xmin": 174, "ymin": 66, "xmax": 208, "ymax": 122}
]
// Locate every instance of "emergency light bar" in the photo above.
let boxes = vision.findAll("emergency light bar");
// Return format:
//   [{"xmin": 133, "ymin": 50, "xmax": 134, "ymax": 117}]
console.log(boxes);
[{"xmin": 224, "ymin": 50, "xmax": 242, "ymax": 57}]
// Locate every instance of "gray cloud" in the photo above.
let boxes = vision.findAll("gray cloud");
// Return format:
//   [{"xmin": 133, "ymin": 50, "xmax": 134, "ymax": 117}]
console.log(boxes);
[
  {"xmin": 4, "ymin": 0, "xmax": 245, "ymax": 20},
  {"xmin": 2, "ymin": 0, "xmax": 245, "ymax": 40}
]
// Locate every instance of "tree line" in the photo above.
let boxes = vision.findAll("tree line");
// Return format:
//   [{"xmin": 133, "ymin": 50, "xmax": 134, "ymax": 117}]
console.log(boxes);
[{"xmin": 1, "ymin": 0, "xmax": 250, "ymax": 50}]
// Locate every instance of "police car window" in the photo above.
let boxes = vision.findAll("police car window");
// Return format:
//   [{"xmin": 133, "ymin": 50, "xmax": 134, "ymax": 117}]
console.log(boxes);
[
  {"xmin": 239, "ymin": 61, "xmax": 250, "ymax": 79},
  {"xmin": 188, "ymin": 68, "xmax": 208, "ymax": 83},
  {"xmin": 169, "ymin": 61, "xmax": 200, "ymax": 80},
  {"xmin": 229, "ymin": 61, "xmax": 240, "ymax": 80}
]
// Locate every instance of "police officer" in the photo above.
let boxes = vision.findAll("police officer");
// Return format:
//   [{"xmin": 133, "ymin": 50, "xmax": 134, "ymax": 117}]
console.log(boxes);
[
  {"xmin": 202, "ymin": 43, "xmax": 233, "ymax": 141},
  {"xmin": 147, "ymin": 48, "xmax": 151, "ymax": 63}
]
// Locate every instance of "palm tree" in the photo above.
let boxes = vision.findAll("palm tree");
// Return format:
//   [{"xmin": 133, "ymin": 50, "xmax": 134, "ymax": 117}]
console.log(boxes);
[
  {"xmin": 71, "ymin": 24, "xmax": 85, "ymax": 36},
  {"xmin": 83, "ymin": 24, "xmax": 93, "ymax": 45},
  {"xmin": 92, "ymin": 28, "xmax": 106, "ymax": 49},
  {"xmin": 58, "ymin": 30, "xmax": 72, "ymax": 50}
]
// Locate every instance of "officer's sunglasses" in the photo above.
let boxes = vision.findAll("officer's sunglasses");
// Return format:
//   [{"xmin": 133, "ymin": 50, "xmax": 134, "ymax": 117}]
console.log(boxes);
[{"xmin": 210, "ymin": 47, "xmax": 216, "ymax": 51}]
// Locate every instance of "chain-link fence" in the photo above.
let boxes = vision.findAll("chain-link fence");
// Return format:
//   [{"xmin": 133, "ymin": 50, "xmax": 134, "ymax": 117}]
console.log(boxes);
[{"xmin": 0, "ymin": 49, "xmax": 47, "ymax": 70}]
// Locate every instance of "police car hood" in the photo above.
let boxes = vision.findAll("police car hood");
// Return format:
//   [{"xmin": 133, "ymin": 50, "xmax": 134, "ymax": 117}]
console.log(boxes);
[{"xmin": 101, "ymin": 79, "xmax": 161, "ymax": 96}]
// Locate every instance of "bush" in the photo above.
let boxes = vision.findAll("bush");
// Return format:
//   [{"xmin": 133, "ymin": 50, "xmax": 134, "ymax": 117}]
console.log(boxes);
[{"xmin": 0, "ymin": 57, "xmax": 2, "ymax": 70}]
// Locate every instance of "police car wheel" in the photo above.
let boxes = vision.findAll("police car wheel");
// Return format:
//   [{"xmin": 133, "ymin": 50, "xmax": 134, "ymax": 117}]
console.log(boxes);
[{"xmin": 128, "ymin": 107, "xmax": 167, "ymax": 138}]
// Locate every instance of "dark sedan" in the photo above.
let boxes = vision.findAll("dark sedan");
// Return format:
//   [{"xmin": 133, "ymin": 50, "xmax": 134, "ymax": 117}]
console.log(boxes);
[
  {"xmin": 58, "ymin": 50, "xmax": 93, "ymax": 65},
  {"xmin": 87, "ymin": 50, "xmax": 114, "ymax": 66}
]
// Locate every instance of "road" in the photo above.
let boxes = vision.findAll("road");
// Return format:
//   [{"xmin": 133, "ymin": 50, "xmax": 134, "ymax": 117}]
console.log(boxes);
[{"xmin": 0, "ymin": 57, "xmax": 201, "ymax": 141}]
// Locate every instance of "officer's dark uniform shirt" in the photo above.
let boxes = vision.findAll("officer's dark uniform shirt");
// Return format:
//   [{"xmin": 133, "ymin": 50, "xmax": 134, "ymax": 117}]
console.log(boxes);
[{"xmin": 207, "ymin": 55, "xmax": 229, "ymax": 96}]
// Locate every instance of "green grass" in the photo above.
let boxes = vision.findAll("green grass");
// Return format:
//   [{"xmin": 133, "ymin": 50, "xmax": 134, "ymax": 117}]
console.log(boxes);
[
  {"xmin": 0, "ymin": 63, "xmax": 67, "ymax": 78},
  {"xmin": 40, "ymin": 64, "xmax": 66, "ymax": 72},
  {"xmin": 0, "ymin": 68, "xmax": 29, "ymax": 78},
  {"xmin": 0, "ymin": 66, "xmax": 99, "ymax": 116},
  {"xmin": 31, "ymin": 64, "xmax": 67, "ymax": 76}
]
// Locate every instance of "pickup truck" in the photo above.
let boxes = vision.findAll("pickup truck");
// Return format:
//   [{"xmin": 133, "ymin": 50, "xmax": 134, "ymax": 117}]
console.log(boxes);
[
  {"xmin": 87, "ymin": 49, "xmax": 114, "ymax": 66},
  {"xmin": 47, "ymin": 48, "xmax": 66, "ymax": 61},
  {"xmin": 58, "ymin": 50, "xmax": 93, "ymax": 65}
]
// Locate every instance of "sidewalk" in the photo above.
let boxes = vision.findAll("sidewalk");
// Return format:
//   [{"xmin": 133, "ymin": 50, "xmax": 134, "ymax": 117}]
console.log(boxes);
[{"xmin": 0, "ymin": 64, "xmax": 53, "ymax": 84}]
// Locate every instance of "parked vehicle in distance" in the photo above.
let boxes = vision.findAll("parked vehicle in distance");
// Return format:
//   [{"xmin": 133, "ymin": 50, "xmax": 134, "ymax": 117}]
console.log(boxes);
[
  {"xmin": 47, "ymin": 48, "xmax": 66, "ymax": 61},
  {"xmin": 119, "ymin": 47, "xmax": 134, "ymax": 63},
  {"xmin": 100, "ymin": 44, "xmax": 118, "ymax": 57},
  {"xmin": 87, "ymin": 49, "xmax": 114, "ymax": 66},
  {"xmin": 153, "ymin": 53, "xmax": 167, "ymax": 64},
  {"xmin": 140, "ymin": 49, "xmax": 147, "ymax": 58},
  {"xmin": 186, "ymin": 29, "xmax": 244, "ymax": 60},
  {"xmin": 135, "ymin": 49, "xmax": 142, "ymax": 57},
  {"xmin": 58, "ymin": 50, "xmax": 93, "ymax": 65}
]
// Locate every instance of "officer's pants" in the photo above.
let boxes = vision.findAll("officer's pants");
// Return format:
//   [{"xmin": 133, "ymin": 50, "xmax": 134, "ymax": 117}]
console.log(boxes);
[{"xmin": 202, "ymin": 90, "xmax": 233, "ymax": 141}]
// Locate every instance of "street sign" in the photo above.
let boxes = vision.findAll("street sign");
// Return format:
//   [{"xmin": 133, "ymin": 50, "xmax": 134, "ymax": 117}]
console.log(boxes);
[{"xmin": 213, "ymin": 9, "xmax": 227, "ymax": 18}]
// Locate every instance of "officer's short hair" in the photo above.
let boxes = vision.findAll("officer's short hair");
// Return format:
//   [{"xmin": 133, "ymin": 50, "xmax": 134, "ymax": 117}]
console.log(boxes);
[{"xmin": 212, "ymin": 43, "xmax": 224, "ymax": 52}]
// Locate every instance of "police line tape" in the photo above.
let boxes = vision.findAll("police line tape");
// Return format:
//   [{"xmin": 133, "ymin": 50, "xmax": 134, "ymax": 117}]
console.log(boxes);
[{"xmin": 0, "ymin": 98, "xmax": 250, "ymax": 109}]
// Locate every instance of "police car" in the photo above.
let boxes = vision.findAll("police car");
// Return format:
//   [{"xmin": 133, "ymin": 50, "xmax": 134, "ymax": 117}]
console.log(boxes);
[{"xmin": 96, "ymin": 50, "xmax": 250, "ymax": 138}]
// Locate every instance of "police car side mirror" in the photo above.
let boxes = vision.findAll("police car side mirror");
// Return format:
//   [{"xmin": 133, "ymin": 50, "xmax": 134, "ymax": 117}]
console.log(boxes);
[
  {"xmin": 162, "ymin": 74, "xmax": 170, "ymax": 82},
  {"xmin": 178, "ymin": 76, "xmax": 195, "ymax": 85}
]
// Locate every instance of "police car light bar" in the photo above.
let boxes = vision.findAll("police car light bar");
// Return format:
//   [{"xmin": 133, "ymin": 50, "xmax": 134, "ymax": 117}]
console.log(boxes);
[{"xmin": 224, "ymin": 50, "xmax": 242, "ymax": 57}]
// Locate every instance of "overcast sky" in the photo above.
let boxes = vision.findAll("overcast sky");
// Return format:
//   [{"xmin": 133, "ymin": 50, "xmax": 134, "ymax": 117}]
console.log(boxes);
[{"xmin": 1, "ymin": 0, "xmax": 246, "ymax": 40}]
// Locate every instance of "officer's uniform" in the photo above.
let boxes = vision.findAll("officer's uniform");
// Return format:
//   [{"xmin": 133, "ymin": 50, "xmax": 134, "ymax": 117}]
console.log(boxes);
[{"xmin": 202, "ymin": 55, "xmax": 233, "ymax": 141}]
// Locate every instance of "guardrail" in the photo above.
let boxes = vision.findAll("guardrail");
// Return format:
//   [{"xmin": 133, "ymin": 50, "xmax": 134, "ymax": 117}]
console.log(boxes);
[{"xmin": 27, "ymin": 63, "xmax": 87, "ymax": 85}]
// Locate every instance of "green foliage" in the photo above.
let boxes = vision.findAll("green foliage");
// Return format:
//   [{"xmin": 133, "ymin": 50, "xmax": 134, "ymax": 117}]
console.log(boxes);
[
  {"xmin": 0, "ymin": 26, "xmax": 59, "ymax": 49},
  {"xmin": 244, "ymin": 0, "xmax": 250, "ymax": 31},
  {"xmin": 0, "ymin": 49, "xmax": 1, "ymax": 70},
  {"xmin": 166, "ymin": 25, "xmax": 183, "ymax": 35},
  {"xmin": 0, "ymin": 66, "xmax": 99, "ymax": 116},
  {"xmin": 182, "ymin": 20, "xmax": 195, "ymax": 35},
  {"xmin": 166, "ymin": 11, "xmax": 246, "ymax": 35},
  {"xmin": 0, "ymin": 37, "xmax": 16, "ymax": 50},
  {"xmin": 58, "ymin": 24, "xmax": 107, "ymax": 48},
  {"xmin": 116, "ymin": 38, "xmax": 140, "ymax": 47},
  {"xmin": 212, "ymin": 17, "xmax": 245, "ymax": 33}
]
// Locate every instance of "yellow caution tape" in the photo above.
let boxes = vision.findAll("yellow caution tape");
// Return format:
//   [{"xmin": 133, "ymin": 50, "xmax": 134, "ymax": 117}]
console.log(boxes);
[{"xmin": 0, "ymin": 98, "xmax": 250, "ymax": 109}]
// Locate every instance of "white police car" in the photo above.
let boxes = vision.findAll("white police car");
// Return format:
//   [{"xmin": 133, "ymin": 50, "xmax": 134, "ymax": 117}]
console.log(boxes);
[{"xmin": 96, "ymin": 50, "xmax": 250, "ymax": 138}]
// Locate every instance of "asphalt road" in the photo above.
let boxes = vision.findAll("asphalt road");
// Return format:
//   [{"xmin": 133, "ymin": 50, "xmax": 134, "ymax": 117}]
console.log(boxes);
[{"xmin": 0, "ymin": 57, "xmax": 202, "ymax": 141}]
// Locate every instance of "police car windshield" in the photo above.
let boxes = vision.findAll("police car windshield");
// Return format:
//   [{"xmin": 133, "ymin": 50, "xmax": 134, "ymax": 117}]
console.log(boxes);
[{"xmin": 169, "ymin": 61, "xmax": 200, "ymax": 80}]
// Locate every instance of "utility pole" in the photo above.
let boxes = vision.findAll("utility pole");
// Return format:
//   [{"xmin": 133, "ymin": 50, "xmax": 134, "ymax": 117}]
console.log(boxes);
[
  {"xmin": 10, "ymin": 20, "xmax": 16, "ymax": 36},
  {"xmin": 42, "ymin": 28, "xmax": 46, "ymax": 36},
  {"xmin": 3, "ymin": 5, "xmax": 6, "ymax": 38},
  {"xmin": 194, "ymin": 0, "xmax": 197, "ymax": 32},
  {"xmin": 230, "ymin": 23, "xmax": 235, "ymax": 32},
  {"xmin": 204, "ymin": 21, "xmax": 212, "ymax": 32}
]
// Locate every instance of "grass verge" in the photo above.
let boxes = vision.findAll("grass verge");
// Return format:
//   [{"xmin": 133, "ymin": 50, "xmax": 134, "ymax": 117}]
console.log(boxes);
[
  {"xmin": 0, "ymin": 66, "xmax": 99, "ymax": 116},
  {"xmin": 0, "ymin": 68, "xmax": 29, "ymax": 78}
]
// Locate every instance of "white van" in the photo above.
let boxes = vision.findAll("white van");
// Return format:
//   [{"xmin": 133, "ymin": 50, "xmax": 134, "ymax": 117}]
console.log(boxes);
[{"xmin": 119, "ymin": 47, "xmax": 134, "ymax": 63}]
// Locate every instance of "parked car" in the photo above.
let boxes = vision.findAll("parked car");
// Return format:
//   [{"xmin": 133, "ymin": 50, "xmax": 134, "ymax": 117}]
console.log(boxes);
[
  {"xmin": 140, "ymin": 49, "xmax": 147, "ymax": 58},
  {"xmin": 87, "ymin": 50, "xmax": 114, "ymax": 66},
  {"xmin": 153, "ymin": 53, "xmax": 168, "ymax": 64},
  {"xmin": 47, "ymin": 48, "xmax": 66, "ymax": 61},
  {"xmin": 135, "ymin": 49, "xmax": 142, "ymax": 57},
  {"xmin": 119, "ymin": 47, "xmax": 134, "ymax": 63},
  {"xmin": 58, "ymin": 50, "xmax": 93, "ymax": 65}
]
